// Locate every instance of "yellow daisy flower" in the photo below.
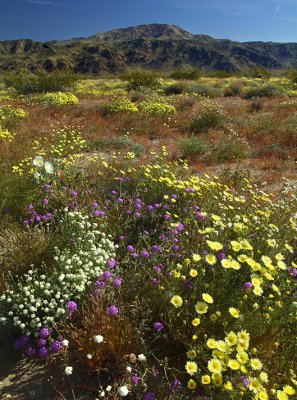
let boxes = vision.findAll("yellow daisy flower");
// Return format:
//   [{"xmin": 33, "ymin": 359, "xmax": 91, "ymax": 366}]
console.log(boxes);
[
  {"xmin": 221, "ymin": 259, "xmax": 232, "ymax": 269},
  {"xmin": 187, "ymin": 350, "xmax": 197, "ymax": 360},
  {"xmin": 187, "ymin": 379, "xmax": 196, "ymax": 389},
  {"xmin": 207, "ymin": 338, "xmax": 217, "ymax": 349},
  {"xmin": 201, "ymin": 375, "xmax": 211, "ymax": 385},
  {"xmin": 283, "ymin": 385, "xmax": 295, "ymax": 395},
  {"xmin": 224, "ymin": 381, "xmax": 233, "ymax": 391},
  {"xmin": 212, "ymin": 373, "xmax": 223, "ymax": 387},
  {"xmin": 185, "ymin": 361, "xmax": 198, "ymax": 376},
  {"xmin": 249, "ymin": 378, "xmax": 261, "ymax": 393},
  {"xmin": 251, "ymin": 358, "xmax": 263, "ymax": 371},
  {"xmin": 228, "ymin": 359, "xmax": 240, "ymax": 370},
  {"xmin": 195, "ymin": 302, "xmax": 208, "ymax": 314},
  {"xmin": 189, "ymin": 269, "xmax": 198, "ymax": 277},
  {"xmin": 206, "ymin": 240, "xmax": 223, "ymax": 251},
  {"xmin": 225, "ymin": 331, "xmax": 237, "ymax": 346},
  {"xmin": 259, "ymin": 372, "xmax": 268, "ymax": 383},
  {"xmin": 206, "ymin": 254, "xmax": 216, "ymax": 265},
  {"xmin": 170, "ymin": 295, "xmax": 183, "ymax": 308},
  {"xmin": 202, "ymin": 293, "xmax": 214, "ymax": 304},
  {"xmin": 229, "ymin": 307, "xmax": 240, "ymax": 318},
  {"xmin": 277, "ymin": 391, "xmax": 288, "ymax": 400},
  {"xmin": 208, "ymin": 358, "xmax": 222, "ymax": 374},
  {"xmin": 192, "ymin": 254, "xmax": 201, "ymax": 262},
  {"xmin": 216, "ymin": 340, "xmax": 227, "ymax": 352},
  {"xmin": 192, "ymin": 318, "xmax": 200, "ymax": 326}
]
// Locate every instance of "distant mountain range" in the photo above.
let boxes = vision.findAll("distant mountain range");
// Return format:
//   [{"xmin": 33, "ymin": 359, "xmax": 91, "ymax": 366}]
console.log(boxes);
[{"xmin": 1, "ymin": 23, "xmax": 297, "ymax": 74}]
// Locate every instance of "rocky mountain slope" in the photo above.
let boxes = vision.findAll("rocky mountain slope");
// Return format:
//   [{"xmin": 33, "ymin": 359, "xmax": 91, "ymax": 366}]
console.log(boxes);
[{"xmin": 1, "ymin": 23, "xmax": 297, "ymax": 73}]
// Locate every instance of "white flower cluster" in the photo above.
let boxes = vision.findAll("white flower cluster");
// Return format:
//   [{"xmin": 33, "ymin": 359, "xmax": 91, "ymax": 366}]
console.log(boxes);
[{"xmin": 0, "ymin": 210, "xmax": 115, "ymax": 335}]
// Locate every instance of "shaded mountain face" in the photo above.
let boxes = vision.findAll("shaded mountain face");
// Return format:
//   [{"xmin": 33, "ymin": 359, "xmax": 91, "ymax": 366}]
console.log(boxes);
[{"xmin": 1, "ymin": 23, "xmax": 297, "ymax": 74}]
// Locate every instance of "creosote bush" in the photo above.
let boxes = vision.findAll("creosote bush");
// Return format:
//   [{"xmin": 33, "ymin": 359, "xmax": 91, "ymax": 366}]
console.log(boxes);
[
  {"xmin": 178, "ymin": 136, "xmax": 208, "ymax": 158},
  {"xmin": 243, "ymin": 83, "xmax": 287, "ymax": 99},
  {"xmin": 188, "ymin": 99, "xmax": 225, "ymax": 134},
  {"xmin": 170, "ymin": 68, "xmax": 201, "ymax": 80},
  {"xmin": 4, "ymin": 69, "xmax": 79, "ymax": 95},
  {"xmin": 122, "ymin": 69, "xmax": 160, "ymax": 91},
  {"xmin": 214, "ymin": 129, "xmax": 251, "ymax": 162}
]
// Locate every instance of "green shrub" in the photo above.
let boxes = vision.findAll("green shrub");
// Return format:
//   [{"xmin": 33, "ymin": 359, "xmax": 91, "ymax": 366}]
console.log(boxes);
[
  {"xmin": 175, "ymin": 96, "xmax": 196, "ymax": 111},
  {"xmin": 223, "ymin": 81, "xmax": 243, "ymax": 97},
  {"xmin": 106, "ymin": 98, "xmax": 138, "ymax": 114},
  {"xmin": 282, "ymin": 112, "xmax": 297, "ymax": 134},
  {"xmin": 188, "ymin": 99, "xmax": 225, "ymax": 134},
  {"xmin": 122, "ymin": 69, "xmax": 160, "ymax": 91},
  {"xmin": 249, "ymin": 97, "xmax": 263, "ymax": 113},
  {"xmin": 0, "ymin": 106, "xmax": 27, "ymax": 120},
  {"xmin": 243, "ymin": 83, "xmax": 287, "ymax": 99},
  {"xmin": 37, "ymin": 92, "xmax": 79, "ymax": 106},
  {"xmin": 178, "ymin": 137, "xmax": 208, "ymax": 158},
  {"xmin": 138, "ymin": 101, "xmax": 175, "ymax": 116},
  {"xmin": 4, "ymin": 69, "xmax": 79, "ymax": 95},
  {"xmin": 170, "ymin": 68, "xmax": 201, "ymax": 80},
  {"xmin": 164, "ymin": 81, "xmax": 189, "ymax": 95},
  {"xmin": 187, "ymin": 83, "xmax": 223, "ymax": 98},
  {"xmin": 250, "ymin": 112, "xmax": 275, "ymax": 135},
  {"xmin": 214, "ymin": 129, "xmax": 250, "ymax": 162},
  {"xmin": 248, "ymin": 66, "xmax": 272, "ymax": 78},
  {"xmin": 205, "ymin": 70, "xmax": 234, "ymax": 78}
]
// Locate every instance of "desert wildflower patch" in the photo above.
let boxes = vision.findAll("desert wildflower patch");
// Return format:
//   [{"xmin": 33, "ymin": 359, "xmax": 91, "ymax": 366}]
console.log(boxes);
[{"xmin": 0, "ymin": 145, "xmax": 296, "ymax": 399}]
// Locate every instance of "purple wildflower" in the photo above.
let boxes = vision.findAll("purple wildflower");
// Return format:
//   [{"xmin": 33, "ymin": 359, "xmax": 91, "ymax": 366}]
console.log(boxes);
[
  {"xmin": 127, "ymin": 245, "xmax": 134, "ymax": 254},
  {"xmin": 216, "ymin": 251, "xmax": 226, "ymax": 261},
  {"xmin": 66, "ymin": 301, "xmax": 77, "ymax": 320},
  {"xmin": 39, "ymin": 327, "xmax": 49, "ymax": 338},
  {"xmin": 38, "ymin": 347, "xmax": 48, "ymax": 358},
  {"xmin": 153, "ymin": 322, "xmax": 164, "ymax": 332},
  {"xmin": 243, "ymin": 282, "xmax": 253, "ymax": 290},
  {"xmin": 51, "ymin": 341, "xmax": 62, "ymax": 353},
  {"xmin": 131, "ymin": 376, "xmax": 139, "ymax": 385},
  {"xmin": 102, "ymin": 271, "xmax": 112, "ymax": 280},
  {"xmin": 107, "ymin": 258, "xmax": 117, "ymax": 268},
  {"xmin": 140, "ymin": 250, "xmax": 150, "ymax": 259},
  {"xmin": 112, "ymin": 277, "xmax": 122, "ymax": 287},
  {"xmin": 37, "ymin": 338, "xmax": 47, "ymax": 348},
  {"xmin": 107, "ymin": 305, "xmax": 118, "ymax": 315},
  {"xmin": 25, "ymin": 347, "xmax": 35, "ymax": 357},
  {"xmin": 92, "ymin": 210, "xmax": 105, "ymax": 217},
  {"xmin": 143, "ymin": 393, "xmax": 155, "ymax": 400},
  {"xmin": 170, "ymin": 378, "xmax": 181, "ymax": 392}
]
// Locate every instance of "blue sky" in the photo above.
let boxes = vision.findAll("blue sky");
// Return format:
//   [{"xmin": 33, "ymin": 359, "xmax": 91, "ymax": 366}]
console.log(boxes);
[{"xmin": 0, "ymin": 0, "xmax": 297, "ymax": 42}]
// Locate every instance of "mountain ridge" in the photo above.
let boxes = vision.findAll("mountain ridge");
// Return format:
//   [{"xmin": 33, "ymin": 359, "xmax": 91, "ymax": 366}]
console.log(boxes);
[{"xmin": 1, "ymin": 23, "xmax": 297, "ymax": 74}]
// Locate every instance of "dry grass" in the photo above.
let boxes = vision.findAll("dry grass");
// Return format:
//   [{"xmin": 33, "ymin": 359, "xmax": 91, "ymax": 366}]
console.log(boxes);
[{"xmin": 0, "ymin": 224, "xmax": 54, "ymax": 292}]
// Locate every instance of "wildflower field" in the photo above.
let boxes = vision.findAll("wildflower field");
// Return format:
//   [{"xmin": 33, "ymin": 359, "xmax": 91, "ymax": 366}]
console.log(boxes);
[{"xmin": 0, "ymin": 71, "xmax": 296, "ymax": 399}]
